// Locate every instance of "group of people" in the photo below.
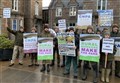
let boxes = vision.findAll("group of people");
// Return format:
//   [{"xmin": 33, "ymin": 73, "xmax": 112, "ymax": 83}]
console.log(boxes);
[{"xmin": 5, "ymin": 23, "xmax": 120, "ymax": 83}]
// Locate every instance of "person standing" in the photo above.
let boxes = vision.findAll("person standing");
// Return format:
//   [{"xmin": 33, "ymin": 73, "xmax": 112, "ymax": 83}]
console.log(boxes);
[
  {"xmin": 63, "ymin": 28, "xmax": 79, "ymax": 78},
  {"xmin": 5, "ymin": 24, "xmax": 24, "ymax": 67},
  {"xmin": 28, "ymin": 27, "xmax": 39, "ymax": 67},
  {"xmin": 50, "ymin": 27, "xmax": 60, "ymax": 67},
  {"xmin": 110, "ymin": 24, "xmax": 120, "ymax": 78},
  {"xmin": 81, "ymin": 26, "xmax": 98, "ymax": 83},
  {"xmin": 40, "ymin": 25, "xmax": 53, "ymax": 72},
  {"xmin": 100, "ymin": 31, "xmax": 116, "ymax": 82}
]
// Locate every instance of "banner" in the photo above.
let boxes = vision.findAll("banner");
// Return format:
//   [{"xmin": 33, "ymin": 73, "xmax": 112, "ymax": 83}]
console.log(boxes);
[
  {"xmin": 57, "ymin": 32, "xmax": 75, "ymax": 56},
  {"xmin": 102, "ymin": 38, "xmax": 114, "ymax": 53},
  {"xmin": 98, "ymin": 10, "xmax": 113, "ymax": 27},
  {"xmin": 23, "ymin": 33, "xmax": 37, "ymax": 53},
  {"xmin": 112, "ymin": 37, "xmax": 120, "ymax": 61},
  {"xmin": 58, "ymin": 19, "xmax": 66, "ymax": 31},
  {"xmin": 37, "ymin": 37, "xmax": 53, "ymax": 60},
  {"xmin": 3, "ymin": 8, "xmax": 11, "ymax": 18},
  {"xmin": 80, "ymin": 34, "xmax": 100, "ymax": 62},
  {"xmin": 77, "ymin": 10, "xmax": 92, "ymax": 29}
]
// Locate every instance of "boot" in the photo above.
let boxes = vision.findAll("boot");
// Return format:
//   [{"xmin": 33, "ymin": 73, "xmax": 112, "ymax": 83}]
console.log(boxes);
[
  {"xmin": 101, "ymin": 68, "xmax": 105, "ymax": 82},
  {"xmin": 47, "ymin": 64, "xmax": 50, "ymax": 72},
  {"xmin": 106, "ymin": 69, "xmax": 111, "ymax": 83},
  {"xmin": 82, "ymin": 66, "xmax": 87, "ymax": 80},
  {"xmin": 93, "ymin": 67, "xmax": 98, "ymax": 83},
  {"xmin": 40, "ymin": 64, "xmax": 46, "ymax": 72}
]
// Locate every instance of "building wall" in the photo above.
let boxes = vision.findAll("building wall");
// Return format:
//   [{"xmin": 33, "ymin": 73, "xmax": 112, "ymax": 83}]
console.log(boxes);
[{"xmin": 49, "ymin": 0, "xmax": 120, "ymax": 29}]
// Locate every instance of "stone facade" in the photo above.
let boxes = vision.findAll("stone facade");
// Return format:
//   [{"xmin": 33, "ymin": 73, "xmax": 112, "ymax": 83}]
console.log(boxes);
[
  {"xmin": 49, "ymin": 0, "xmax": 120, "ymax": 29},
  {"xmin": 0, "ymin": 0, "xmax": 42, "ymax": 35}
]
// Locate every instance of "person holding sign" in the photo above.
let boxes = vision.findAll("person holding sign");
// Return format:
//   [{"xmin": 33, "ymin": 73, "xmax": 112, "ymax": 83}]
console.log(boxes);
[
  {"xmin": 81, "ymin": 26, "xmax": 99, "ymax": 83},
  {"xmin": 63, "ymin": 28, "xmax": 79, "ymax": 78},
  {"xmin": 100, "ymin": 31, "xmax": 116, "ymax": 82},
  {"xmin": 5, "ymin": 23, "xmax": 24, "ymax": 67},
  {"xmin": 110, "ymin": 24, "xmax": 120, "ymax": 78},
  {"xmin": 40, "ymin": 25, "xmax": 53, "ymax": 72},
  {"xmin": 28, "ymin": 27, "xmax": 39, "ymax": 67}
]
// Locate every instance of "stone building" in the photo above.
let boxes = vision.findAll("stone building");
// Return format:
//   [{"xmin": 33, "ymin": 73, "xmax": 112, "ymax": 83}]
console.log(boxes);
[
  {"xmin": 0, "ymin": 0, "xmax": 42, "ymax": 34},
  {"xmin": 49, "ymin": 0, "xmax": 120, "ymax": 29}
]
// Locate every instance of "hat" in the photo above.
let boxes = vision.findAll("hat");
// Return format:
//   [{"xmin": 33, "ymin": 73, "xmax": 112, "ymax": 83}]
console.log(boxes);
[{"xmin": 103, "ymin": 30, "xmax": 110, "ymax": 36}]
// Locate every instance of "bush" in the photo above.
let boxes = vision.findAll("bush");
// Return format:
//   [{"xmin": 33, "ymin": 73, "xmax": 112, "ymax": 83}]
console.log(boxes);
[{"xmin": 0, "ymin": 34, "xmax": 14, "ymax": 49}]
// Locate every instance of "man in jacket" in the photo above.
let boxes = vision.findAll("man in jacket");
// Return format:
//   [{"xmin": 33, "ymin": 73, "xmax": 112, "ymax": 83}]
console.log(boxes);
[
  {"xmin": 110, "ymin": 24, "xmax": 120, "ymax": 78},
  {"xmin": 5, "ymin": 24, "xmax": 24, "ymax": 67}
]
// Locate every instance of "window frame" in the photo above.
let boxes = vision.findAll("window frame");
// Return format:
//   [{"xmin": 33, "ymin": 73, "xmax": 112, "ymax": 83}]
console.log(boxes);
[
  {"xmin": 12, "ymin": 0, "xmax": 18, "ymax": 11},
  {"xmin": 56, "ymin": 7, "xmax": 62, "ymax": 17},
  {"xmin": 69, "ymin": 6, "xmax": 76, "ymax": 16},
  {"xmin": 97, "ymin": 0, "xmax": 107, "ymax": 10},
  {"xmin": 12, "ymin": 19, "xmax": 18, "ymax": 31}
]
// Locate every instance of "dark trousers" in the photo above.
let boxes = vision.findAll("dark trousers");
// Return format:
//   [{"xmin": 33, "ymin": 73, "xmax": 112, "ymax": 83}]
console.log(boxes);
[
  {"xmin": 52, "ymin": 47, "xmax": 60, "ymax": 64},
  {"xmin": 115, "ymin": 61, "xmax": 120, "ymax": 74},
  {"xmin": 65, "ymin": 56, "xmax": 78, "ymax": 76},
  {"xmin": 101, "ymin": 61, "xmax": 112, "ymax": 69},
  {"xmin": 83, "ymin": 61, "xmax": 98, "ymax": 78},
  {"xmin": 30, "ymin": 53, "xmax": 37, "ymax": 64}
]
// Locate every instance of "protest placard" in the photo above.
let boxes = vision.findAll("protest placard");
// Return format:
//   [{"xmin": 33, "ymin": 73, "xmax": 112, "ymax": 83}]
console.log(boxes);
[
  {"xmin": 79, "ymin": 34, "xmax": 100, "ymax": 62},
  {"xmin": 57, "ymin": 32, "xmax": 75, "ymax": 56},
  {"xmin": 77, "ymin": 10, "xmax": 92, "ymax": 29},
  {"xmin": 3, "ymin": 8, "xmax": 11, "ymax": 18},
  {"xmin": 37, "ymin": 37, "xmax": 53, "ymax": 60},
  {"xmin": 23, "ymin": 33, "xmax": 38, "ymax": 53}
]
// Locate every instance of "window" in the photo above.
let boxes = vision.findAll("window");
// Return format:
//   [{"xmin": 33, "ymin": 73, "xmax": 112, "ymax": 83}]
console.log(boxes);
[
  {"xmin": 97, "ymin": 0, "xmax": 107, "ymax": 10},
  {"xmin": 12, "ymin": 19, "xmax": 17, "ymax": 30},
  {"xmin": 35, "ymin": 2, "xmax": 39, "ymax": 16},
  {"xmin": 69, "ymin": 6, "xmax": 76, "ymax": 16},
  {"xmin": 69, "ymin": 23, "xmax": 75, "ymax": 27},
  {"xmin": 56, "ymin": 7, "xmax": 62, "ymax": 17},
  {"xmin": 12, "ymin": 0, "xmax": 18, "ymax": 11}
]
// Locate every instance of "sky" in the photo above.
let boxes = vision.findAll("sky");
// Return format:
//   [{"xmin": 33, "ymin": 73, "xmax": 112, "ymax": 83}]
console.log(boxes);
[{"xmin": 42, "ymin": 0, "xmax": 52, "ymax": 7}]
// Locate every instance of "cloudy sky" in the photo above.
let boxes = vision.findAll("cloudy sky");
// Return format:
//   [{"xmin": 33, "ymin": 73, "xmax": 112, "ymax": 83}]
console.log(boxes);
[{"xmin": 42, "ymin": 0, "xmax": 52, "ymax": 7}]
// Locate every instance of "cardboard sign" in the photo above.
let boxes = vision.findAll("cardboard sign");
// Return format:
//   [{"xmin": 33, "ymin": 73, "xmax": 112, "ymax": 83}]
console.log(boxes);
[
  {"xmin": 37, "ymin": 37, "xmax": 53, "ymax": 60},
  {"xmin": 57, "ymin": 32, "xmax": 75, "ymax": 56},
  {"xmin": 77, "ymin": 10, "xmax": 92, "ymax": 29},
  {"xmin": 58, "ymin": 19, "xmax": 66, "ymax": 31},
  {"xmin": 3, "ymin": 8, "xmax": 11, "ymax": 18},
  {"xmin": 102, "ymin": 38, "xmax": 114, "ymax": 53},
  {"xmin": 23, "ymin": 33, "xmax": 38, "ymax": 53},
  {"xmin": 79, "ymin": 34, "xmax": 100, "ymax": 62}
]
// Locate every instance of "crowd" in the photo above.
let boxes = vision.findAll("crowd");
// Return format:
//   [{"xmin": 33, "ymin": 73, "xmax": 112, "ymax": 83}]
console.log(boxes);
[{"xmin": 5, "ymin": 23, "xmax": 120, "ymax": 83}]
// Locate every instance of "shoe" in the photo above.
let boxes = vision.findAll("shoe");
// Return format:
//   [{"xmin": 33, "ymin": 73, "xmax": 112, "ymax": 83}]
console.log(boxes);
[
  {"xmin": 47, "ymin": 64, "xmax": 50, "ymax": 72},
  {"xmin": 19, "ymin": 63, "xmax": 23, "ymax": 65},
  {"xmin": 115, "ymin": 74, "xmax": 120, "ymax": 78},
  {"xmin": 40, "ymin": 64, "xmax": 46, "ymax": 72},
  {"xmin": 63, "ymin": 72, "xmax": 70, "ymax": 75},
  {"xmin": 101, "ymin": 69, "xmax": 105, "ymax": 82},
  {"xmin": 74, "ymin": 76, "xmax": 78, "ymax": 79},
  {"xmin": 82, "ymin": 75, "xmax": 87, "ymax": 80},
  {"xmin": 9, "ymin": 63, "xmax": 14, "ymax": 67},
  {"xmin": 28, "ymin": 64, "xmax": 33, "ymax": 67},
  {"xmin": 34, "ymin": 64, "xmax": 39, "ymax": 66},
  {"xmin": 57, "ymin": 64, "xmax": 60, "ymax": 67},
  {"xmin": 105, "ymin": 69, "xmax": 110, "ymax": 83},
  {"xmin": 61, "ymin": 64, "xmax": 65, "ymax": 67}
]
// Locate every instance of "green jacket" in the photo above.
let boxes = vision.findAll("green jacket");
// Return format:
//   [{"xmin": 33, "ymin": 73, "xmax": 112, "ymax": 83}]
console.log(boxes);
[
  {"xmin": 40, "ymin": 31, "xmax": 53, "ymax": 37},
  {"xmin": 7, "ymin": 28, "xmax": 23, "ymax": 47}
]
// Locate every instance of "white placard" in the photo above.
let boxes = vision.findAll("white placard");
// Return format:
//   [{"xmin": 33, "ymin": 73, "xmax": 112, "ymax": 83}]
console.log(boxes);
[
  {"xmin": 102, "ymin": 38, "xmax": 114, "ymax": 53},
  {"xmin": 77, "ymin": 10, "xmax": 92, "ymax": 28},
  {"xmin": 3, "ymin": 8, "xmax": 11, "ymax": 18},
  {"xmin": 58, "ymin": 19, "xmax": 66, "ymax": 31}
]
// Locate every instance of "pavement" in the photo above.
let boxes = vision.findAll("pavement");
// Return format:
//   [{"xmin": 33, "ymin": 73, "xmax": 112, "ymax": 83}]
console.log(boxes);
[{"xmin": 0, "ymin": 56, "xmax": 120, "ymax": 83}]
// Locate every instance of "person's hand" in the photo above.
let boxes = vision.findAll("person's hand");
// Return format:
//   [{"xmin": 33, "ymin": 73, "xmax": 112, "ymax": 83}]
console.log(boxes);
[{"xmin": 73, "ymin": 46, "xmax": 76, "ymax": 49}]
